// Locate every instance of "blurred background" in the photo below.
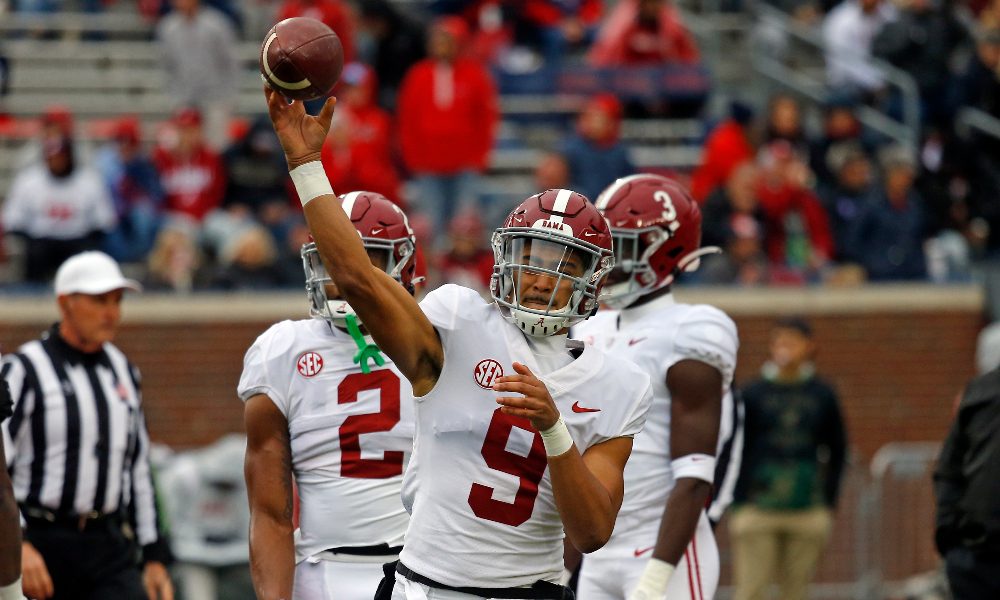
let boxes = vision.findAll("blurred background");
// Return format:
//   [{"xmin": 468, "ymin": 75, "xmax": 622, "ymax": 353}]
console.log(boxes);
[{"xmin": 1, "ymin": 0, "xmax": 998, "ymax": 598}]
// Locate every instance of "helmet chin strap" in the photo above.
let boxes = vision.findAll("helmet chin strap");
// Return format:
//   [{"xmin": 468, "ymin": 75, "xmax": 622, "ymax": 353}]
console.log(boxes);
[{"xmin": 511, "ymin": 307, "xmax": 572, "ymax": 337}]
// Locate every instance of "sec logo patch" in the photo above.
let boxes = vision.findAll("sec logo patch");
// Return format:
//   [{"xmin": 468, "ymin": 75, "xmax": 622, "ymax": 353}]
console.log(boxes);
[
  {"xmin": 297, "ymin": 351, "xmax": 324, "ymax": 377},
  {"xmin": 473, "ymin": 359, "xmax": 503, "ymax": 389}
]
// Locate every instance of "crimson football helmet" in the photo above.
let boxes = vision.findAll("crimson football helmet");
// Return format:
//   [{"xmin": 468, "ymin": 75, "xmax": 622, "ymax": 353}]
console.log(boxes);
[
  {"xmin": 491, "ymin": 188, "xmax": 615, "ymax": 336},
  {"xmin": 303, "ymin": 191, "xmax": 417, "ymax": 326},
  {"xmin": 594, "ymin": 174, "xmax": 718, "ymax": 309}
]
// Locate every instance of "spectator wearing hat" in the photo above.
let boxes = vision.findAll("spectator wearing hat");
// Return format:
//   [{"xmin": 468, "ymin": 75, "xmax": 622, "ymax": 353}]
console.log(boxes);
[
  {"xmin": 95, "ymin": 117, "xmax": 165, "ymax": 264},
  {"xmin": 588, "ymin": 0, "xmax": 699, "ymax": 66},
  {"xmin": 2, "ymin": 128, "xmax": 116, "ymax": 285},
  {"xmin": 1, "ymin": 252, "xmax": 173, "ymax": 600},
  {"xmin": 730, "ymin": 318, "xmax": 847, "ymax": 600},
  {"xmin": 321, "ymin": 63, "xmax": 403, "ymax": 204},
  {"xmin": 398, "ymin": 16, "xmax": 499, "ymax": 248},
  {"xmin": 153, "ymin": 108, "xmax": 227, "ymax": 226},
  {"xmin": 846, "ymin": 144, "xmax": 928, "ymax": 281},
  {"xmin": 819, "ymin": 141, "xmax": 874, "ymax": 262},
  {"xmin": 221, "ymin": 114, "xmax": 295, "ymax": 249},
  {"xmin": 15, "ymin": 106, "xmax": 93, "ymax": 173},
  {"xmin": 558, "ymin": 93, "xmax": 635, "ymax": 202},
  {"xmin": 157, "ymin": 0, "xmax": 239, "ymax": 150}
]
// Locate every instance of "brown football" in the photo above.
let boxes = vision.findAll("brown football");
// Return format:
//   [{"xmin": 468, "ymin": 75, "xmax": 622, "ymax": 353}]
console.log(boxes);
[{"xmin": 260, "ymin": 17, "xmax": 344, "ymax": 101}]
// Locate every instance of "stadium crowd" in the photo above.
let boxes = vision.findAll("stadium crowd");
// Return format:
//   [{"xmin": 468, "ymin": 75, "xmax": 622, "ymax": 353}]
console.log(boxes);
[{"xmin": 0, "ymin": 0, "xmax": 998, "ymax": 292}]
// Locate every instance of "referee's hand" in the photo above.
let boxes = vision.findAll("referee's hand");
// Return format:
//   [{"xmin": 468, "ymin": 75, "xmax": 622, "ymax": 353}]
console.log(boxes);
[
  {"xmin": 21, "ymin": 542, "xmax": 53, "ymax": 599},
  {"xmin": 143, "ymin": 561, "xmax": 173, "ymax": 600}
]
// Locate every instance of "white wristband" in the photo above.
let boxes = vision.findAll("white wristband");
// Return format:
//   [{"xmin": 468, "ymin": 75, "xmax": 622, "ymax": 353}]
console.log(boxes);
[
  {"xmin": 630, "ymin": 558, "xmax": 674, "ymax": 600},
  {"xmin": 540, "ymin": 416, "xmax": 574, "ymax": 457},
  {"xmin": 670, "ymin": 453, "xmax": 717, "ymax": 484},
  {"xmin": 0, "ymin": 577, "xmax": 26, "ymax": 600},
  {"xmin": 289, "ymin": 161, "xmax": 334, "ymax": 207}
]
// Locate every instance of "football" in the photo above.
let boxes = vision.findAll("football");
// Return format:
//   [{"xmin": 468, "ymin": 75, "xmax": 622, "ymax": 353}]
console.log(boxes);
[{"xmin": 260, "ymin": 17, "xmax": 344, "ymax": 102}]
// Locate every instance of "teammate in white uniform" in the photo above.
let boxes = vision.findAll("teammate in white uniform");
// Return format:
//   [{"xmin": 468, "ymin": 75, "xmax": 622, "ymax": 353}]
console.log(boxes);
[
  {"xmin": 263, "ymin": 88, "xmax": 653, "ymax": 600},
  {"xmin": 1, "ymin": 352, "xmax": 27, "ymax": 600},
  {"xmin": 572, "ymin": 174, "xmax": 740, "ymax": 600},
  {"xmin": 239, "ymin": 191, "xmax": 418, "ymax": 600}
]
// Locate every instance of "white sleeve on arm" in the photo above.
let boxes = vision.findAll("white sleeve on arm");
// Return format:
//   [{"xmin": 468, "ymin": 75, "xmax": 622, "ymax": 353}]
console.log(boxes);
[
  {"xmin": 667, "ymin": 306, "xmax": 739, "ymax": 387},
  {"xmin": 237, "ymin": 325, "xmax": 289, "ymax": 416},
  {"xmin": 1, "ymin": 173, "xmax": 31, "ymax": 234},
  {"xmin": 418, "ymin": 284, "xmax": 479, "ymax": 332}
]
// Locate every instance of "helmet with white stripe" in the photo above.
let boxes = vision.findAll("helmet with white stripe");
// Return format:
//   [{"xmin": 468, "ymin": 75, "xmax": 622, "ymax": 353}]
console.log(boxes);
[
  {"xmin": 595, "ymin": 174, "xmax": 717, "ymax": 309},
  {"xmin": 303, "ymin": 191, "xmax": 417, "ymax": 327},
  {"xmin": 490, "ymin": 189, "xmax": 615, "ymax": 337}
]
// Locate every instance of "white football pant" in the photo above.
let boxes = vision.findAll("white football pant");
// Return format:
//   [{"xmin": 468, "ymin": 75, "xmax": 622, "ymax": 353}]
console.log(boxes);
[
  {"xmin": 578, "ymin": 512, "xmax": 718, "ymax": 600},
  {"xmin": 294, "ymin": 555, "xmax": 391, "ymax": 600}
]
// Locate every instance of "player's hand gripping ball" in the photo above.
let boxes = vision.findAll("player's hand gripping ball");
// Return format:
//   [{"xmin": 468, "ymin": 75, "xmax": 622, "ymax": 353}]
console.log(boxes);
[{"xmin": 260, "ymin": 17, "xmax": 344, "ymax": 101}]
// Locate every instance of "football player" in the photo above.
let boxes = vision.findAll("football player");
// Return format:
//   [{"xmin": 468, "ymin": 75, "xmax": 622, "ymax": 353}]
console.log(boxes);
[
  {"xmin": 1, "ymin": 353, "xmax": 26, "ymax": 600},
  {"xmin": 264, "ymin": 88, "xmax": 653, "ymax": 600},
  {"xmin": 571, "ymin": 174, "xmax": 740, "ymax": 600},
  {"xmin": 239, "ymin": 192, "xmax": 418, "ymax": 600}
]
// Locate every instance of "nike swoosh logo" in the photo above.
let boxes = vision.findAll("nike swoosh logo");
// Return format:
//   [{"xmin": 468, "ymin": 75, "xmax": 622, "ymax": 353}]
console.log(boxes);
[
  {"xmin": 628, "ymin": 338, "xmax": 646, "ymax": 346},
  {"xmin": 572, "ymin": 401, "xmax": 601, "ymax": 413},
  {"xmin": 582, "ymin": 230, "xmax": 597, "ymax": 237},
  {"xmin": 371, "ymin": 228, "xmax": 384, "ymax": 235},
  {"xmin": 634, "ymin": 546, "xmax": 655, "ymax": 557}
]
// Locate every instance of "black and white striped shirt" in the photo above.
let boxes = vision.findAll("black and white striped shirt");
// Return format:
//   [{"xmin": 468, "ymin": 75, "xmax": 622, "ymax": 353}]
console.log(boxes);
[{"xmin": 1, "ymin": 325, "xmax": 160, "ymax": 551}]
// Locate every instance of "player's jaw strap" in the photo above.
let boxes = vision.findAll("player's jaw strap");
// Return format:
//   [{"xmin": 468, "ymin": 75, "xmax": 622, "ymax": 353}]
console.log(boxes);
[{"xmin": 393, "ymin": 561, "xmax": 574, "ymax": 599}]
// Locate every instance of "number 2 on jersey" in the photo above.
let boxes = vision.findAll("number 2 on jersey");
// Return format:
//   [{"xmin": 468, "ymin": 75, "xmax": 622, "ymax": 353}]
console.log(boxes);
[
  {"xmin": 338, "ymin": 370, "xmax": 403, "ymax": 478},
  {"xmin": 468, "ymin": 408, "xmax": 547, "ymax": 526}
]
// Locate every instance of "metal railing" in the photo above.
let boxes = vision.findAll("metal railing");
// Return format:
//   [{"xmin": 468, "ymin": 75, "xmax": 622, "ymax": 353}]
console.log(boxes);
[
  {"xmin": 864, "ymin": 442, "xmax": 944, "ymax": 600},
  {"xmin": 749, "ymin": 2, "xmax": 921, "ymax": 151},
  {"xmin": 957, "ymin": 106, "xmax": 1000, "ymax": 143}
]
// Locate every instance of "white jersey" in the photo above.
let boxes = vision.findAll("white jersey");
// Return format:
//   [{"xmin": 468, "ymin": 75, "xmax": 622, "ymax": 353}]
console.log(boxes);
[
  {"xmin": 238, "ymin": 318, "xmax": 415, "ymax": 563},
  {"xmin": 572, "ymin": 294, "xmax": 738, "ymax": 552},
  {"xmin": 399, "ymin": 285, "xmax": 653, "ymax": 588},
  {"xmin": 1, "ymin": 164, "xmax": 116, "ymax": 239}
]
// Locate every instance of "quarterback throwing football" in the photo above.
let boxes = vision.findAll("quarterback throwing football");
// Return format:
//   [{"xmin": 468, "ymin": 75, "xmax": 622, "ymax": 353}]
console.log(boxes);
[{"xmin": 264, "ymin": 88, "xmax": 652, "ymax": 600}]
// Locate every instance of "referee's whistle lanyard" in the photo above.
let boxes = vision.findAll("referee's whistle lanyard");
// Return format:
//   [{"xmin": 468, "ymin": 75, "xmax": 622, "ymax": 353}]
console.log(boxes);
[{"xmin": 344, "ymin": 314, "xmax": 385, "ymax": 374}]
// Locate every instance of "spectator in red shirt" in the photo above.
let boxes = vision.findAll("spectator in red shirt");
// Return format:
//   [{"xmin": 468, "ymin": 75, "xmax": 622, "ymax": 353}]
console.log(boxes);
[
  {"xmin": 588, "ymin": 0, "xmax": 699, "ymax": 66},
  {"xmin": 153, "ymin": 108, "xmax": 226, "ymax": 224},
  {"xmin": 398, "ymin": 16, "xmax": 499, "ymax": 248},
  {"xmin": 320, "ymin": 63, "xmax": 402, "ymax": 204},
  {"xmin": 755, "ymin": 141, "xmax": 834, "ymax": 283},
  {"xmin": 518, "ymin": 0, "xmax": 602, "ymax": 64},
  {"xmin": 435, "ymin": 212, "xmax": 495, "ymax": 296},
  {"xmin": 690, "ymin": 100, "xmax": 755, "ymax": 202},
  {"xmin": 275, "ymin": 0, "xmax": 355, "ymax": 63}
]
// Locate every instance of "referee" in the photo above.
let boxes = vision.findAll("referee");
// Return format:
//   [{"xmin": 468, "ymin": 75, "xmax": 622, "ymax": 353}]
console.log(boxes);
[
  {"xmin": 0, "ymin": 251, "xmax": 173, "ymax": 600},
  {"xmin": 1, "ymin": 362, "xmax": 25, "ymax": 600}
]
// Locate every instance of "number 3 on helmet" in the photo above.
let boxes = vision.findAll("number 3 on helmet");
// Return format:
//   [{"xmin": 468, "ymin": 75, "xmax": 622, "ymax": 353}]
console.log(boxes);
[{"xmin": 595, "ymin": 174, "xmax": 719, "ymax": 309}]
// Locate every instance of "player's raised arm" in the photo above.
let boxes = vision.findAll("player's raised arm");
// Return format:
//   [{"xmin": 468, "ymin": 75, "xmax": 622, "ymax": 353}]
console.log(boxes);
[{"xmin": 264, "ymin": 89, "xmax": 442, "ymax": 394}]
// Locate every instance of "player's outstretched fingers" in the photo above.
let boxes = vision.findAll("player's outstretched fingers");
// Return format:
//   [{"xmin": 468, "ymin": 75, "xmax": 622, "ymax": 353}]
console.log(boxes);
[{"xmin": 317, "ymin": 96, "xmax": 338, "ymax": 130}]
